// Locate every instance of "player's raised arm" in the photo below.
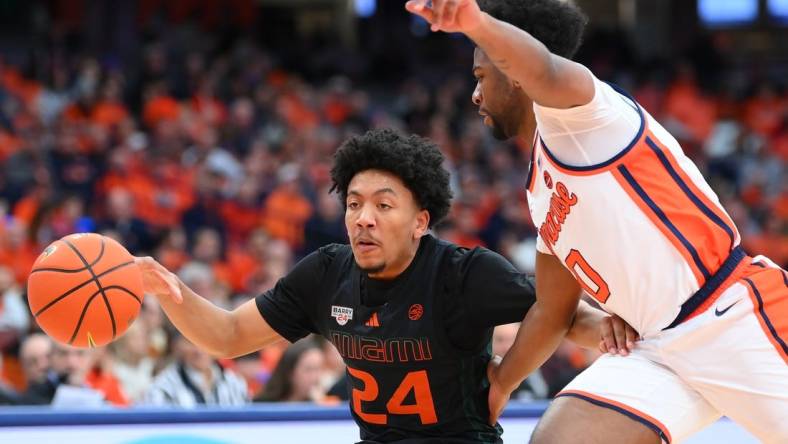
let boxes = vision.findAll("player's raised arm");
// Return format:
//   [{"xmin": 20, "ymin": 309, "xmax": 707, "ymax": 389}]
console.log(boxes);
[
  {"xmin": 135, "ymin": 256, "xmax": 285, "ymax": 358},
  {"xmin": 405, "ymin": 0, "xmax": 593, "ymax": 109}
]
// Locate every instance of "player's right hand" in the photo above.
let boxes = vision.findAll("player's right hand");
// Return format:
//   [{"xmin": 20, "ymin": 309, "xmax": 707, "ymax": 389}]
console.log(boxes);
[
  {"xmin": 487, "ymin": 355, "xmax": 510, "ymax": 426},
  {"xmin": 134, "ymin": 256, "xmax": 183, "ymax": 304},
  {"xmin": 405, "ymin": 0, "xmax": 483, "ymax": 34},
  {"xmin": 599, "ymin": 314, "xmax": 640, "ymax": 356}
]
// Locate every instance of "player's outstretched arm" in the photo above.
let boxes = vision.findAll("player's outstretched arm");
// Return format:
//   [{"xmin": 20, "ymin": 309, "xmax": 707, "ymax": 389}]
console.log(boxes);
[
  {"xmin": 568, "ymin": 301, "xmax": 639, "ymax": 355},
  {"xmin": 487, "ymin": 252, "xmax": 581, "ymax": 424},
  {"xmin": 405, "ymin": 0, "xmax": 594, "ymax": 109},
  {"xmin": 135, "ymin": 256, "xmax": 285, "ymax": 358}
]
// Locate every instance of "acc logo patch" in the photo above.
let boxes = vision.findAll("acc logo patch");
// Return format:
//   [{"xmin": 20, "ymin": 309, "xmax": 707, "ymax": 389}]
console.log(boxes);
[
  {"xmin": 543, "ymin": 171, "xmax": 553, "ymax": 189},
  {"xmin": 408, "ymin": 304, "xmax": 424, "ymax": 321},
  {"xmin": 331, "ymin": 305, "xmax": 354, "ymax": 326}
]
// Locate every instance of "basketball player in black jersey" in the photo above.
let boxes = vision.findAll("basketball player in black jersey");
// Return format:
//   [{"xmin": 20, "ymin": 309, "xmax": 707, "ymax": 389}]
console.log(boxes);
[{"xmin": 135, "ymin": 128, "xmax": 636, "ymax": 443}]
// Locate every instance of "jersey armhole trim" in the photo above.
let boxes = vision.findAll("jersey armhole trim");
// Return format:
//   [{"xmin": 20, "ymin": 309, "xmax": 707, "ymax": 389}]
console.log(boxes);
[{"xmin": 539, "ymin": 82, "xmax": 646, "ymax": 175}]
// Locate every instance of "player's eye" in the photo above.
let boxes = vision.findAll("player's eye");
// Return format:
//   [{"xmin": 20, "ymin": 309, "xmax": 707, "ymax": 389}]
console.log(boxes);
[
  {"xmin": 347, "ymin": 201, "xmax": 360, "ymax": 210},
  {"xmin": 378, "ymin": 203, "xmax": 391, "ymax": 210}
]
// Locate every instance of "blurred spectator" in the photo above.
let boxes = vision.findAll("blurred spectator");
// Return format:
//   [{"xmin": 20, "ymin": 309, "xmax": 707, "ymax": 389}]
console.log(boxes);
[
  {"xmin": 143, "ymin": 332, "xmax": 248, "ymax": 407},
  {"xmin": 24, "ymin": 343, "xmax": 101, "ymax": 406},
  {"xmin": 302, "ymin": 186, "xmax": 347, "ymax": 255},
  {"xmin": 19, "ymin": 334, "xmax": 52, "ymax": 390},
  {"xmin": 231, "ymin": 351, "xmax": 265, "ymax": 399},
  {"xmin": 111, "ymin": 322, "xmax": 155, "ymax": 403},
  {"xmin": 84, "ymin": 348, "xmax": 130, "ymax": 406},
  {"xmin": 0, "ymin": 265, "xmax": 29, "ymax": 345},
  {"xmin": 0, "ymin": 218, "xmax": 39, "ymax": 285},
  {"xmin": 261, "ymin": 164, "xmax": 313, "ymax": 250},
  {"xmin": 255, "ymin": 338, "xmax": 326, "ymax": 403},
  {"xmin": 98, "ymin": 187, "xmax": 153, "ymax": 254}
]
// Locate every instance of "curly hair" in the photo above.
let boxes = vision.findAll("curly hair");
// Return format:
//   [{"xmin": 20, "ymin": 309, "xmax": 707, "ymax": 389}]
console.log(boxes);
[
  {"xmin": 478, "ymin": 0, "xmax": 588, "ymax": 59},
  {"xmin": 330, "ymin": 128, "xmax": 452, "ymax": 228}
]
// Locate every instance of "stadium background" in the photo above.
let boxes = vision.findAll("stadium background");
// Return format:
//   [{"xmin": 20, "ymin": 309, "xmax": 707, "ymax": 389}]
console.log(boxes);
[{"xmin": 0, "ymin": 0, "xmax": 783, "ymax": 442}]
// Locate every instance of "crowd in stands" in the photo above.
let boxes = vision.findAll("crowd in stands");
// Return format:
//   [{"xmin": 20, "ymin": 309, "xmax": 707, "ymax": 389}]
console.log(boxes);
[{"xmin": 0, "ymin": 4, "xmax": 784, "ymax": 408}]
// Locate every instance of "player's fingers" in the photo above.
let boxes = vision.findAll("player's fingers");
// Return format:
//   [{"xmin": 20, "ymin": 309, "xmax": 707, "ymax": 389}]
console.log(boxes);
[
  {"xmin": 134, "ymin": 256, "xmax": 153, "ymax": 270},
  {"xmin": 611, "ymin": 316, "xmax": 627, "ymax": 356},
  {"xmin": 154, "ymin": 269, "xmax": 183, "ymax": 304},
  {"xmin": 598, "ymin": 339, "xmax": 607, "ymax": 354},
  {"xmin": 487, "ymin": 354, "xmax": 502, "ymax": 379},
  {"xmin": 405, "ymin": 0, "xmax": 437, "ymax": 24},
  {"xmin": 439, "ymin": 0, "xmax": 460, "ymax": 31},
  {"xmin": 625, "ymin": 324, "xmax": 638, "ymax": 351},
  {"xmin": 600, "ymin": 318, "xmax": 617, "ymax": 355}
]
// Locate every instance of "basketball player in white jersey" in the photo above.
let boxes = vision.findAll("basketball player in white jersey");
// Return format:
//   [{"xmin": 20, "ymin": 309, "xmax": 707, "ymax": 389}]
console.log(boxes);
[{"xmin": 407, "ymin": 0, "xmax": 788, "ymax": 443}]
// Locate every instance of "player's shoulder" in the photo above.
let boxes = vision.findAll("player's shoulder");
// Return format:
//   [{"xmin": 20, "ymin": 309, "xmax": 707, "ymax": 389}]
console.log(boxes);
[
  {"xmin": 315, "ymin": 243, "xmax": 352, "ymax": 260},
  {"xmin": 439, "ymin": 239, "xmax": 516, "ymax": 275},
  {"xmin": 291, "ymin": 243, "xmax": 352, "ymax": 279}
]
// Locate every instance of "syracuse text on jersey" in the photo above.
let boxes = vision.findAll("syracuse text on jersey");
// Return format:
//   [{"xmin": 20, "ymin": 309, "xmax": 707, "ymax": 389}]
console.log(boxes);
[{"xmin": 538, "ymin": 180, "xmax": 578, "ymax": 248}]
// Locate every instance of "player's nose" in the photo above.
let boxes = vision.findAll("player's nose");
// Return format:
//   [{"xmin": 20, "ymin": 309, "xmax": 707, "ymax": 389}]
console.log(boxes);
[
  {"xmin": 355, "ymin": 205, "xmax": 375, "ymax": 227},
  {"xmin": 472, "ymin": 83, "xmax": 482, "ymax": 106}
]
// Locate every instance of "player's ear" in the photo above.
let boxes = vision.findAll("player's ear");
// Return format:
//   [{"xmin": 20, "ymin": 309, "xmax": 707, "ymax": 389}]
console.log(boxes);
[{"xmin": 414, "ymin": 209, "xmax": 429, "ymax": 238}]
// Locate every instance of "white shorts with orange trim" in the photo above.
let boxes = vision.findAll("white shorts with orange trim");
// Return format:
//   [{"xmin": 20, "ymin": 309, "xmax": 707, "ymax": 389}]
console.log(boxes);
[{"xmin": 559, "ymin": 259, "xmax": 788, "ymax": 444}]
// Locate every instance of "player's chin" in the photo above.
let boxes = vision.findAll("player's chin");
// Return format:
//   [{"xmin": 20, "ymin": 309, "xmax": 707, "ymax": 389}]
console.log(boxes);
[{"xmin": 355, "ymin": 257, "xmax": 386, "ymax": 274}]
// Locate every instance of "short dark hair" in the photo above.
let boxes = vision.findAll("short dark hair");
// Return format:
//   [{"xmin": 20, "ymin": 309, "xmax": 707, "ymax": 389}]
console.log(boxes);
[
  {"xmin": 478, "ymin": 0, "xmax": 588, "ymax": 59},
  {"xmin": 330, "ymin": 128, "xmax": 452, "ymax": 228}
]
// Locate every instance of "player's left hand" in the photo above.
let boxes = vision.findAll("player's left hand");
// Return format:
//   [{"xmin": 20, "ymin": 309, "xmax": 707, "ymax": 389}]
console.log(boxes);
[
  {"xmin": 599, "ymin": 314, "xmax": 640, "ymax": 356},
  {"xmin": 487, "ymin": 355, "xmax": 510, "ymax": 426},
  {"xmin": 405, "ymin": 0, "xmax": 483, "ymax": 34}
]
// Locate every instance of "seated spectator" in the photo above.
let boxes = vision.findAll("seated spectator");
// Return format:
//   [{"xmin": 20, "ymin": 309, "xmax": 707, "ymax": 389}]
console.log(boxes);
[
  {"xmin": 2, "ymin": 333, "xmax": 52, "ymax": 404},
  {"xmin": 255, "ymin": 337, "xmax": 326, "ymax": 403},
  {"xmin": 84, "ymin": 348, "xmax": 130, "ymax": 407},
  {"xmin": 24, "ymin": 342, "xmax": 103, "ymax": 406},
  {"xmin": 19, "ymin": 333, "xmax": 52, "ymax": 391},
  {"xmin": 143, "ymin": 332, "xmax": 248, "ymax": 407},
  {"xmin": 0, "ymin": 265, "xmax": 30, "ymax": 389},
  {"xmin": 110, "ymin": 322, "xmax": 155, "ymax": 403}
]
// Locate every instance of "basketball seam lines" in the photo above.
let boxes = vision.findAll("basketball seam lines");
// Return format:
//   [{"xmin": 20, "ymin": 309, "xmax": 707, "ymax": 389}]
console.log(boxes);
[
  {"xmin": 32, "ymin": 260, "xmax": 136, "ymax": 318},
  {"xmin": 68, "ymin": 286, "xmax": 142, "ymax": 345},
  {"xmin": 30, "ymin": 240, "xmax": 106, "ymax": 274},
  {"xmin": 62, "ymin": 238, "xmax": 117, "ymax": 343}
]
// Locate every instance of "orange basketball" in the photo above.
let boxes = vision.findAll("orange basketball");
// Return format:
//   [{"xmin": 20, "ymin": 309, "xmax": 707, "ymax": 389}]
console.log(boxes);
[{"xmin": 27, "ymin": 233, "xmax": 145, "ymax": 348}]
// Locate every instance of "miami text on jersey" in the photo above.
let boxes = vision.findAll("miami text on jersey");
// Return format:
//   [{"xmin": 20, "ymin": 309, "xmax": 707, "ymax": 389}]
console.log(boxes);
[
  {"xmin": 330, "ymin": 330, "xmax": 433, "ymax": 363},
  {"xmin": 539, "ymin": 181, "xmax": 578, "ymax": 248}
]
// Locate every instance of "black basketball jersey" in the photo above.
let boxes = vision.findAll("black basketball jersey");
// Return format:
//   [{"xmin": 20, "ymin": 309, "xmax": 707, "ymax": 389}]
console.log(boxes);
[{"xmin": 313, "ymin": 236, "xmax": 502, "ymax": 443}]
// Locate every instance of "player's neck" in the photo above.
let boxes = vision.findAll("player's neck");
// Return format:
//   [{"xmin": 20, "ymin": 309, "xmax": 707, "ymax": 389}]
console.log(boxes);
[{"xmin": 518, "ymin": 110, "xmax": 537, "ymax": 147}]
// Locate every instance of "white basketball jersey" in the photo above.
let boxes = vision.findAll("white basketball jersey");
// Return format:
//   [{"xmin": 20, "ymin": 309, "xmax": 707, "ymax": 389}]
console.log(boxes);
[{"xmin": 526, "ymin": 89, "xmax": 741, "ymax": 335}]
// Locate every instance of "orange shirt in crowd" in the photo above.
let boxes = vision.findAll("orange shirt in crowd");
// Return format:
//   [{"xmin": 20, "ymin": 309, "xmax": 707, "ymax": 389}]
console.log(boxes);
[
  {"xmin": 743, "ymin": 95, "xmax": 786, "ymax": 137},
  {"xmin": 92, "ymin": 101, "xmax": 129, "ymax": 128},
  {"xmin": 222, "ymin": 247, "xmax": 260, "ymax": 293},
  {"xmin": 0, "ymin": 246, "xmax": 39, "ymax": 285},
  {"xmin": 0, "ymin": 130, "xmax": 22, "ymax": 162},
  {"xmin": 143, "ymin": 95, "xmax": 180, "ymax": 128},
  {"xmin": 220, "ymin": 200, "xmax": 262, "ymax": 246},
  {"xmin": 86, "ymin": 367, "xmax": 130, "ymax": 407},
  {"xmin": 261, "ymin": 187, "xmax": 313, "ymax": 249},
  {"xmin": 192, "ymin": 95, "xmax": 228, "ymax": 127},
  {"xmin": 127, "ymin": 165, "xmax": 195, "ymax": 228},
  {"xmin": 664, "ymin": 79, "xmax": 717, "ymax": 141},
  {"xmin": 745, "ymin": 235, "xmax": 788, "ymax": 268}
]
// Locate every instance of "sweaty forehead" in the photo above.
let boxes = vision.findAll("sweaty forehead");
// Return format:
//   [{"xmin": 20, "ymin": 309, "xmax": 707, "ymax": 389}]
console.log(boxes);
[{"xmin": 473, "ymin": 47, "xmax": 491, "ymax": 70}]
